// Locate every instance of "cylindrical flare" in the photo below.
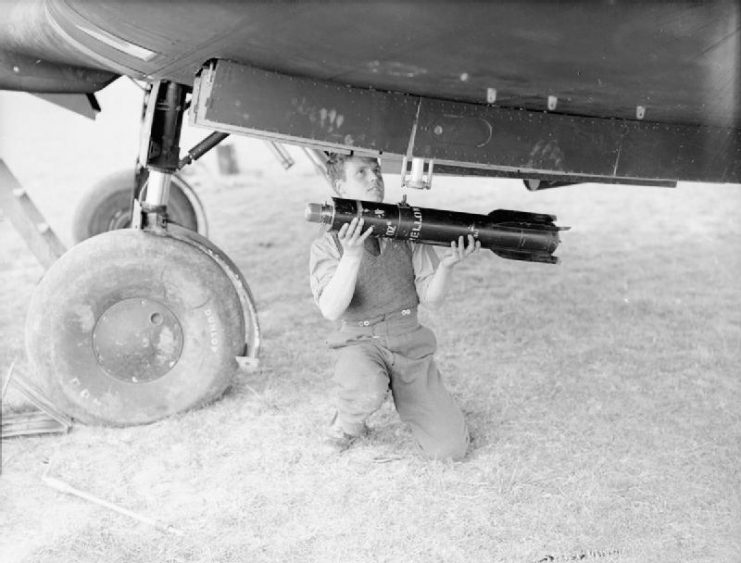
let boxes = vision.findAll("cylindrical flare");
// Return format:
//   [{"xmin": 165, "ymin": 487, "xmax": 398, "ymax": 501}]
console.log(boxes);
[{"xmin": 306, "ymin": 197, "xmax": 567, "ymax": 264}]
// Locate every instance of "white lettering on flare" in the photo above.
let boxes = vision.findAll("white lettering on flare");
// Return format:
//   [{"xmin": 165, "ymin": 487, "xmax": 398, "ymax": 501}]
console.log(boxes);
[{"xmin": 410, "ymin": 208, "xmax": 422, "ymax": 240}]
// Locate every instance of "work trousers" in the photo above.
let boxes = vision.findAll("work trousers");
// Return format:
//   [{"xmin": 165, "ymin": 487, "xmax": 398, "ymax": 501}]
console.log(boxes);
[{"xmin": 327, "ymin": 309, "xmax": 469, "ymax": 460}]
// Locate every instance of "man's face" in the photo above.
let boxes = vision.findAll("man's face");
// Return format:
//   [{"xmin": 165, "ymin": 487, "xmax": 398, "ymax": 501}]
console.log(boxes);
[{"xmin": 336, "ymin": 156, "xmax": 385, "ymax": 202}]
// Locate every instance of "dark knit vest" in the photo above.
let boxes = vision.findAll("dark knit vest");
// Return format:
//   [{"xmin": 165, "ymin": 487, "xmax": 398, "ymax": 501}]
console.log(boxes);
[{"xmin": 340, "ymin": 237, "xmax": 419, "ymax": 322}]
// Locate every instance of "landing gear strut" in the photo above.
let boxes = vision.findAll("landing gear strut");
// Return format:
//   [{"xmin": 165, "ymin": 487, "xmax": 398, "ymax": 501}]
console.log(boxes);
[{"xmin": 25, "ymin": 80, "xmax": 260, "ymax": 425}]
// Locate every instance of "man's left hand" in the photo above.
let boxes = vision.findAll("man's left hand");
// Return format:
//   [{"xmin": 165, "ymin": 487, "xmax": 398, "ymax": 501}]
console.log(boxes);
[{"xmin": 440, "ymin": 235, "xmax": 481, "ymax": 268}]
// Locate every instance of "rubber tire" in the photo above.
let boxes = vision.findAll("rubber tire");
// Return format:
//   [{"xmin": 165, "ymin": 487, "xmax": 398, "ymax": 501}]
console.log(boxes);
[
  {"xmin": 25, "ymin": 229, "xmax": 245, "ymax": 426},
  {"xmin": 72, "ymin": 170, "xmax": 199, "ymax": 243}
]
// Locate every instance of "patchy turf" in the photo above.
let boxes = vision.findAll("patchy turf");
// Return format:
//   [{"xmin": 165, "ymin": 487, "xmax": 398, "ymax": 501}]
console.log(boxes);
[{"xmin": 1, "ymin": 87, "xmax": 740, "ymax": 562}]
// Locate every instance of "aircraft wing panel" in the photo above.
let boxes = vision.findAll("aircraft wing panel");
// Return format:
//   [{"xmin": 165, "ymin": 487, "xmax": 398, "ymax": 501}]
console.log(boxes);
[
  {"xmin": 1, "ymin": 0, "xmax": 738, "ymax": 129},
  {"xmin": 192, "ymin": 59, "xmax": 741, "ymax": 184}
]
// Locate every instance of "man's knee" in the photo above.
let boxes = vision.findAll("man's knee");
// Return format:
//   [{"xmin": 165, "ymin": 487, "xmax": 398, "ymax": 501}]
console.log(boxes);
[
  {"xmin": 348, "ymin": 381, "xmax": 388, "ymax": 410},
  {"xmin": 334, "ymin": 362, "xmax": 389, "ymax": 400},
  {"xmin": 332, "ymin": 343, "xmax": 389, "ymax": 419},
  {"xmin": 333, "ymin": 344, "xmax": 387, "ymax": 391}
]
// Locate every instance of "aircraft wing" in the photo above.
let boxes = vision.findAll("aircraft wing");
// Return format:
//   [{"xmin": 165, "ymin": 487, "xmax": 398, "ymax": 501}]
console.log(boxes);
[{"xmin": 1, "ymin": 0, "xmax": 739, "ymax": 183}]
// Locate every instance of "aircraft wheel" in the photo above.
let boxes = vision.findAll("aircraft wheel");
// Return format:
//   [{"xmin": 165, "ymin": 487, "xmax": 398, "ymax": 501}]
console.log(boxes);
[
  {"xmin": 72, "ymin": 170, "xmax": 205, "ymax": 243},
  {"xmin": 25, "ymin": 229, "xmax": 245, "ymax": 425}
]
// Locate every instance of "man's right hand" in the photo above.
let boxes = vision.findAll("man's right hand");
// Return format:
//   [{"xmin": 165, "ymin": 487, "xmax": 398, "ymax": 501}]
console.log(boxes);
[{"xmin": 338, "ymin": 217, "xmax": 374, "ymax": 259}]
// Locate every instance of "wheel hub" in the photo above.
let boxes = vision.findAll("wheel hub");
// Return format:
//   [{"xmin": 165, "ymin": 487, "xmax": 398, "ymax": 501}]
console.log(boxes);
[
  {"xmin": 106, "ymin": 208, "xmax": 132, "ymax": 231},
  {"xmin": 92, "ymin": 298, "xmax": 184, "ymax": 383}
]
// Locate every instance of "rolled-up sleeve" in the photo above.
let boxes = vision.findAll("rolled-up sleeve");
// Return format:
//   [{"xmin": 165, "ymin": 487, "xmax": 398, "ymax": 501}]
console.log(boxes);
[
  {"xmin": 412, "ymin": 243, "xmax": 441, "ymax": 304},
  {"xmin": 309, "ymin": 233, "xmax": 341, "ymax": 305}
]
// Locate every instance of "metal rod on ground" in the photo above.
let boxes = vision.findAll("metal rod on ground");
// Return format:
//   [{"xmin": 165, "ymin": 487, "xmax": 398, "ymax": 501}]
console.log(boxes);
[{"xmin": 43, "ymin": 475, "xmax": 185, "ymax": 537}]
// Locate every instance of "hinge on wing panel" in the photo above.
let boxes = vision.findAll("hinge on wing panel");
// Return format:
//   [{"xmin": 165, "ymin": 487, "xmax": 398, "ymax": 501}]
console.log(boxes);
[{"xmin": 401, "ymin": 156, "xmax": 434, "ymax": 190}]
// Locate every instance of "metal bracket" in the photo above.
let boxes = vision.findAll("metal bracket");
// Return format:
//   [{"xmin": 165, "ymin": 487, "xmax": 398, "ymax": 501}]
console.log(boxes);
[
  {"xmin": 401, "ymin": 156, "xmax": 434, "ymax": 190},
  {"xmin": 302, "ymin": 147, "xmax": 330, "ymax": 183},
  {"xmin": 236, "ymin": 356, "xmax": 260, "ymax": 372},
  {"xmin": 265, "ymin": 141, "xmax": 295, "ymax": 170}
]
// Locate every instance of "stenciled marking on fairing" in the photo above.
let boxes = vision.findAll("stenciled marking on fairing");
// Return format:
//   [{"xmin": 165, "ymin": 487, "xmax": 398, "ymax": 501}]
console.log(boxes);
[{"xmin": 203, "ymin": 307, "xmax": 219, "ymax": 353}]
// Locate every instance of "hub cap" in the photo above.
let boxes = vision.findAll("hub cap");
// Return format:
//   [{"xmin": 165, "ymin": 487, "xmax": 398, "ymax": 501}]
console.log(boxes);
[{"xmin": 92, "ymin": 298, "xmax": 184, "ymax": 383}]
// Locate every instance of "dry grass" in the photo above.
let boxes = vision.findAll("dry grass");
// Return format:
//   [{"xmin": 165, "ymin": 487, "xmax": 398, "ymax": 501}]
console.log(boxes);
[{"xmin": 1, "ymin": 84, "xmax": 740, "ymax": 562}]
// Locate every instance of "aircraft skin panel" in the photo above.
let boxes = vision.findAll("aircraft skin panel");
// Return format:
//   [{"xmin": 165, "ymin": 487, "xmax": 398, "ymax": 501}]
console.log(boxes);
[
  {"xmin": 0, "ymin": 49, "xmax": 116, "ymax": 93},
  {"xmin": 193, "ymin": 59, "xmax": 741, "ymax": 184},
  {"xmin": 191, "ymin": 61, "xmax": 421, "ymax": 155},
  {"xmin": 0, "ymin": 0, "xmax": 117, "ymax": 92},
  {"xmin": 1, "ymin": 0, "xmax": 738, "ymax": 129}
]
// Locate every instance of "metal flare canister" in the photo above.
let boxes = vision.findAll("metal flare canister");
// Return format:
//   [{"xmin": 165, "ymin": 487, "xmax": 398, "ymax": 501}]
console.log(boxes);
[{"xmin": 305, "ymin": 197, "xmax": 568, "ymax": 264}]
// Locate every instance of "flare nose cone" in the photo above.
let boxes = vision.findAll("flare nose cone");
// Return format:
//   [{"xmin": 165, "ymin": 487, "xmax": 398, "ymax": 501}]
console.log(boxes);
[{"xmin": 305, "ymin": 203, "xmax": 324, "ymax": 223}]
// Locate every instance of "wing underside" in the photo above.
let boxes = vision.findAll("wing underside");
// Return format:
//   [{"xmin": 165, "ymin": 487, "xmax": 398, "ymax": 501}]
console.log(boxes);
[{"xmin": 1, "ymin": 0, "xmax": 738, "ymax": 128}]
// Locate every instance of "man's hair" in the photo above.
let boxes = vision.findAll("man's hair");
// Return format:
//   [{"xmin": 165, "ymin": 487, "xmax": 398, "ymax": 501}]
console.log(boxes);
[{"xmin": 324, "ymin": 152, "xmax": 350, "ymax": 194}]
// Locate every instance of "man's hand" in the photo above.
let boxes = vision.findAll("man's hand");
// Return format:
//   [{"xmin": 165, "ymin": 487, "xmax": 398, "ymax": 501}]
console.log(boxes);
[
  {"xmin": 420, "ymin": 235, "xmax": 480, "ymax": 307},
  {"xmin": 338, "ymin": 217, "xmax": 374, "ymax": 259},
  {"xmin": 440, "ymin": 234, "xmax": 481, "ymax": 269}
]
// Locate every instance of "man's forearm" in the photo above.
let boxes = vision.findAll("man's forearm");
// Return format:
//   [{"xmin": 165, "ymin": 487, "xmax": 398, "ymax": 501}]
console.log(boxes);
[
  {"xmin": 317, "ymin": 255, "xmax": 362, "ymax": 320},
  {"xmin": 421, "ymin": 262, "xmax": 454, "ymax": 307}
]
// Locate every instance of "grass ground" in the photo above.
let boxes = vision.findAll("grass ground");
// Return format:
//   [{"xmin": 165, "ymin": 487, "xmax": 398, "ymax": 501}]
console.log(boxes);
[{"xmin": 1, "ymin": 86, "xmax": 740, "ymax": 562}]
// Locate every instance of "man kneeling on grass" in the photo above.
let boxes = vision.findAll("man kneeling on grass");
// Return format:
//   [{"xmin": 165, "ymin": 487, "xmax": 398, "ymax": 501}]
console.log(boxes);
[{"xmin": 309, "ymin": 152, "xmax": 480, "ymax": 460}]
